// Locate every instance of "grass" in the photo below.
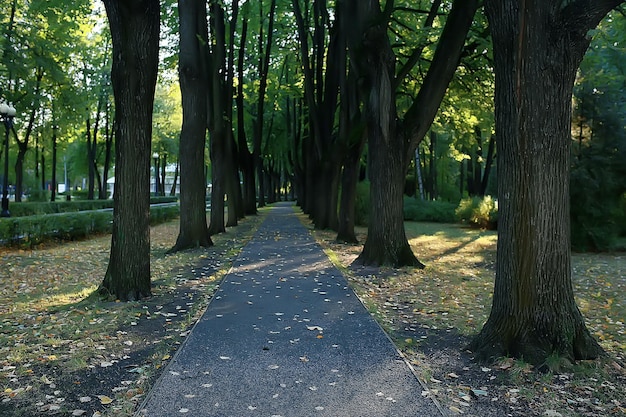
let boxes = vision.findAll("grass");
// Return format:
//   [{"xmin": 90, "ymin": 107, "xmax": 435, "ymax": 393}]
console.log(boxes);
[
  {"xmin": 312, "ymin": 220, "xmax": 626, "ymax": 416},
  {"xmin": 1, "ymin": 211, "xmax": 624, "ymax": 416},
  {"xmin": 0, "ymin": 211, "xmax": 266, "ymax": 416}
]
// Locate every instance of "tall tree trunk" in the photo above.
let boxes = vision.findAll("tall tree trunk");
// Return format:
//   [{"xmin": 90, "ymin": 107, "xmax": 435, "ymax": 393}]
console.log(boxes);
[
  {"xmin": 160, "ymin": 153, "xmax": 166, "ymax": 196},
  {"xmin": 170, "ymin": 161, "xmax": 178, "ymax": 196},
  {"xmin": 429, "ymin": 131, "xmax": 438, "ymax": 200},
  {"xmin": 254, "ymin": 0, "xmax": 277, "ymax": 209},
  {"xmin": 14, "ymin": 68, "xmax": 43, "ymax": 203},
  {"xmin": 336, "ymin": 137, "xmax": 365, "ymax": 243},
  {"xmin": 208, "ymin": 0, "xmax": 229, "ymax": 235},
  {"xmin": 236, "ymin": 8, "xmax": 257, "ymax": 215},
  {"xmin": 347, "ymin": 0, "xmax": 478, "ymax": 266},
  {"xmin": 347, "ymin": 0, "xmax": 423, "ymax": 267},
  {"xmin": 50, "ymin": 126, "xmax": 57, "ymax": 202},
  {"xmin": 87, "ymin": 114, "xmax": 96, "ymax": 200},
  {"xmin": 292, "ymin": 0, "xmax": 343, "ymax": 231},
  {"xmin": 225, "ymin": 0, "xmax": 243, "ymax": 225},
  {"xmin": 101, "ymin": 109, "xmax": 113, "ymax": 200},
  {"xmin": 100, "ymin": 0, "xmax": 160, "ymax": 301},
  {"xmin": 468, "ymin": 0, "xmax": 617, "ymax": 365},
  {"xmin": 480, "ymin": 133, "xmax": 496, "ymax": 196},
  {"xmin": 169, "ymin": 0, "xmax": 213, "ymax": 252},
  {"xmin": 336, "ymin": 61, "xmax": 364, "ymax": 243}
]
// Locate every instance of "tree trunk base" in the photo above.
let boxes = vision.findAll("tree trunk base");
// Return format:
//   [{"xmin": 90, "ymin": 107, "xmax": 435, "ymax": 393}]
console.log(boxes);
[
  {"xmin": 335, "ymin": 232, "xmax": 359, "ymax": 245},
  {"xmin": 167, "ymin": 236, "xmax": 213, "ymax": 254},
  {"xmin": 353, "ymin": 241, "xmax": 425, "ymax": 269},
  {"xmin": 468, "ymin": 316, "xmax": 604, "ymax": 367},
  {"xmin": 98, "ymin": 277, "xmax": 152, "ymax": 302}
]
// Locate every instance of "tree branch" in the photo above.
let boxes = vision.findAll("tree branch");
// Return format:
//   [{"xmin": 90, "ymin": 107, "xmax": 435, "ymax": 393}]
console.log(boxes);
[
  {"xmin": 400, "ymin": 0, "xmax": 480, "ymax": 164},
  {"xmin": 394, "ymin": 0, "xmax": 441, "ymax": 89}
]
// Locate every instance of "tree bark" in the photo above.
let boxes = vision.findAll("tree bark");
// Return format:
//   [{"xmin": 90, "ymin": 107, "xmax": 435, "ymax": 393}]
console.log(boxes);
[
  {"xmin": 253, "ymin": 0, "xmax": 277, "ymax": 210},
  {"xmin": 169, "ymin": 0, "xmax": 213, "ymax": 252},
  {"xmin": 14, "ymin": 68, "xmax": 43, "ymax": 203},
  {"xmin": 99, "ymin": 0, "xmax": 160, "ymax": 301},
  {"xmin": 236, "ymin": 8, "xmax": 257, "ymax": 216},
  {"xmin": 336, "ymin": 66, "xmax": 365, "ymax": 243},
  {"xmin": 468, "ymin": 0, "xmax": 620, "ymax": 365},
  {"xmin": 292, "ymin": 0, "xmax": 344, "ymax": 231},
  {"xmin": 207, "ymin": 0, "xmax": 229, "ymax": 235}
]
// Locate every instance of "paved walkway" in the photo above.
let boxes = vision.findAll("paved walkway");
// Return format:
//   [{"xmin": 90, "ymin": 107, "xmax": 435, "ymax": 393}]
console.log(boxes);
[{"xmin": 137, "ymin": 203, "xmax": 442, "ymax": 417}]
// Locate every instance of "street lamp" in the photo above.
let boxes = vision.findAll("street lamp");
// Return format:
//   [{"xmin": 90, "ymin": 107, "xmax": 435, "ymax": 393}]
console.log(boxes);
[
  {"xmin": 0, "ymin": 101, "xmax": 16, "ymax": 217},
  {"xmin": 153, "ymin": 152, "xmax": 159, "ymax": 195}
]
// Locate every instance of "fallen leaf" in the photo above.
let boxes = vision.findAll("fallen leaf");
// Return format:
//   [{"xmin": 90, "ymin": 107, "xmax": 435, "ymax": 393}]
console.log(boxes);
[
  {"xmin": 471, "ymin": 389, "xmax": 488, "ymax": 397},
  {"xmin": 97, "ymin": 395, "xmax": 113, "ymax": 405}
]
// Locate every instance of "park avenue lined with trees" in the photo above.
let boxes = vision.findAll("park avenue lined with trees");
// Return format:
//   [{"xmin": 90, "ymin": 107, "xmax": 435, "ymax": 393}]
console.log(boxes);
[{"xmin": 1, "ymin": 0, "xmax": 625, "ymax": 389}]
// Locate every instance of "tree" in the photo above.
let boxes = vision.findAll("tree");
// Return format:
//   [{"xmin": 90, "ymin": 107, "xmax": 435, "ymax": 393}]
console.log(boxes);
[
  {"xmin": 0, "ymin": 0, "xmax": 91, "ymax": 202},
  {"xmin": 99, "ymin": 0, "xmax": 160, "ymax": 301},
  {"xmin": 468, "ymin": 0, "xmax": 624, "ymax": 365},
  {"xmin": 168, "ymin": 0, "xmax": 213, "ymax": 252},
  {"xmin": 347, "ymin": 0, "xmax": 479, "ymax": 266},
  {"xmin": 254, "ymin": 0, "xmax": 277, "ymax": 209},
  {"xmin": 292, "ymin": 0, "xmax": 347, "ymax": 231},
  {"xmin": 235, "ymin": 2, "xmax": 257, "ymax": 216}
]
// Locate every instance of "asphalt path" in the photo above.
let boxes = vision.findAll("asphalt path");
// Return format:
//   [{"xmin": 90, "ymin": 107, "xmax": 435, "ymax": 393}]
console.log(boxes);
[{"xmin": 137, "ymin": 202, "xmax": 443, "ymax": 417}]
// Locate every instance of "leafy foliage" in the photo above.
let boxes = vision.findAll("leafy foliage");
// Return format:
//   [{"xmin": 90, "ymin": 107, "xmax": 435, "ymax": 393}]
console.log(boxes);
[
  {"xmin": 354, "ymin": 180, "xmax": 370, "ymax": 226},
  {"xmin": 571, "ymin": 10, "xmax": 626, "ymax": 251},
  {"xmin": 403, "ymin": 197, "xmax": 457, "ymax": 223},
  {"xmin": 455, "ymin": 195, "xmax": 498, "ymax": 229}
]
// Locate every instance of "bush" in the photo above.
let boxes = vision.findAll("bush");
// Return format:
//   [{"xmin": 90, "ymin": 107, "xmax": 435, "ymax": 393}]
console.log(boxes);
[
  {"xmin": 403, "ymin": 197, "xmax": 457, "ymax": 223},
  {"xmin": 456, "ymin": 196, "xmax": 498, "ymax": 229},
  {"xmin": 570, "ymin": 163, "xmax": 620, "ymax": 251},
  {"xmin": 0, "ymin": 204, "xmax": 179, "ymax": 248},
  {"xmin": 9, "ymin": 197, "xmax": 175, "ymax": 218},
  {"xmin": 27, "ymin": 189, "xmax": 50, "ymax": 202},
  {"xmin": 9, "ymin": 200, "xmax": 115, "ymax": 217}
]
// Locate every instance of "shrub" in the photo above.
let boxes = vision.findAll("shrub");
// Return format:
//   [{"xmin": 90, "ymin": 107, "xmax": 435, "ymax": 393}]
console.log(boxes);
[
  {"xmin": 403, "ymin": 197, "xmax": 457, "ymax": 223},
  {"xmin": 456, "ymin": 196, "xmax": 498, "ymax": 229},
  {"xmin": 570, "ymin": 150, "xmax": 624, "ymax": 252},
  {"xmin": 0, "ymin": 204, "xmax": 179, "ymax": 248},
  {"xmin": 27, "ymin": 189, "xmax": 50, "ymax": 202}
]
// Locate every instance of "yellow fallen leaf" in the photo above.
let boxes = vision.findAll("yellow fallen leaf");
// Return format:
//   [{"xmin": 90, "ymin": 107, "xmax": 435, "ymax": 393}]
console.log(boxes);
[
  {"xmin": 450, "ymin": 405, "xmax": 463, "ymax": 414},
  {"xmin": 97, "ymin": 395, "xmax": 113, "ymax": 405}
]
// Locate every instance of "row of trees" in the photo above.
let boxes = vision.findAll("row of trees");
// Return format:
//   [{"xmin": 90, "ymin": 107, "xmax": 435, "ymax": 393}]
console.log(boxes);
[{"xmin": 3, "ymin": 0, "xmax": 623, "ymax": 366}]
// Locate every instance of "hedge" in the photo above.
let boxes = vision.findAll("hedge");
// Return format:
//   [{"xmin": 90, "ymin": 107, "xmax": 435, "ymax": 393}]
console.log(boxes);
[
  {"xmin": 0, "ymin": 204, "xmax": 179, "ymax": 248},
  {"xmin": 8, "ymin": 196, "xmax": 177, "ymax": 218}
]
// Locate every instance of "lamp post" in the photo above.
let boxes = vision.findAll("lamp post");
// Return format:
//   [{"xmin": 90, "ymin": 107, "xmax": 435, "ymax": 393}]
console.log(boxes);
[
  {"xmin": 0, "ymin": 101, "xmax": 16, "ymax": 217},
  {"xmin": 153, "ymin": 152, "xmax": 159, "ymax": 195}
]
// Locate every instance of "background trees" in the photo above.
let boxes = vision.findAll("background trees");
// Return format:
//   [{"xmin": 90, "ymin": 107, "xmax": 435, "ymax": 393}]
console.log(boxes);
[{"xmin": 571, "ymin": 9, "xmax": 626, "ymax": 251}]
